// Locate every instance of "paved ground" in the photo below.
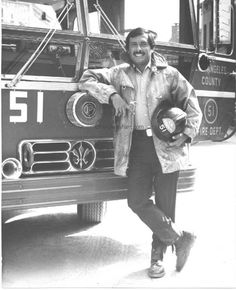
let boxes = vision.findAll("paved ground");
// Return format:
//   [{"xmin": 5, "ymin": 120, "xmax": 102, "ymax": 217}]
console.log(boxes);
[{"xmin": 2, "ymin": 136, "xmax": 236, "ymax": 288}]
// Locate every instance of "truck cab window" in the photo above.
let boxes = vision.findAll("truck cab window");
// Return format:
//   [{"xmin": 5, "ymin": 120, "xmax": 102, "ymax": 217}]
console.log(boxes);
[
  {"xmin": 197, "ymin": 0, "xmax": 233, "ymax": 55},
  {"xmin": 87, "ymin": 0, "xmax": 183, "ymax": 70},
  {"xmin": 1, "ymin": 0, "xmax": 82, "ymax": 77},
  {"xmin": 87, "ymin": 0, "xmax": 180, "ymax": 43},
  {"xmin": 125, "ymin": 0, "xmax": 180, "ymax": 43}
]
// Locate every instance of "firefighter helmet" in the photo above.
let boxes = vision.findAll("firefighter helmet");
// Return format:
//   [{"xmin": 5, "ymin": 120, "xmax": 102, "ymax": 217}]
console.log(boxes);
[{"xmin": 151, "ymin": 104, "xmax": 187, "ymax": 142}]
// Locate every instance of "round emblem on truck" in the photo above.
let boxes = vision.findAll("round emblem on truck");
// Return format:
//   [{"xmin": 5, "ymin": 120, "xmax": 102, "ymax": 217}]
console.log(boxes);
[
  {"xmin": 204, "ymin": 98, "xmax": 218, "ymax": 124},
  {"xmin": 82, "ymin": 102, "xmax": 96, "ymax": 118},
  {"xmin": 66, "ymin": 92, "xmax": 103, "ymax": 127},
  {"xmin": 69, "ymin": 141, "xmax": 96, "ymax": 170}
]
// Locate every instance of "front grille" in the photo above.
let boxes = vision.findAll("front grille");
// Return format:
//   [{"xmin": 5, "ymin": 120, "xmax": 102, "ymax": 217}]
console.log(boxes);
[
  {"xmin": 94, "ymin": 140, "xmax": 114, "ymax": 169},
  {"xmin": 19, "ymin": 139, "xmax": 114, "ymax": 175}
]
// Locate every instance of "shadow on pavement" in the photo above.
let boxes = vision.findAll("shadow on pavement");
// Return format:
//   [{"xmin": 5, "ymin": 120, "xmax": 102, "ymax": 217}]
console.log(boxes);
[{"xmin": 2, "ymin": 208, "xmax": 140, "ymax": 287}]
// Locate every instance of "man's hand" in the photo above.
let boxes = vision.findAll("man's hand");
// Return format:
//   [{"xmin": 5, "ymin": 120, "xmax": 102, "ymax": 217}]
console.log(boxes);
[
  {"xmin": 110, "ymin": 93, "xmax": 131, "ymax": 116},
  {"xmin": 166, "ymin": 133, "xmax": 188, "ymax": 149}
]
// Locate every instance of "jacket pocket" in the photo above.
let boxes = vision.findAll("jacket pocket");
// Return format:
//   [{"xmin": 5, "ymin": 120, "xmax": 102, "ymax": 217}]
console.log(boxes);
[{"xmin": 120, "ymin": 85, "xmax": 134, "ymax": 104}]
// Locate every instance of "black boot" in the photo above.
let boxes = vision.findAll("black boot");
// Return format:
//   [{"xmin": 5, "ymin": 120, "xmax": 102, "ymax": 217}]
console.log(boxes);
[{"xmin": 175, "ymin": 231, "xmax": 196, "ymax": 272}]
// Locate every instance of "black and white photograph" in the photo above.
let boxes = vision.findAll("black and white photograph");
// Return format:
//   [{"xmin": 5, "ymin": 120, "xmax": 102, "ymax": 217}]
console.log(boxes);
[{"xmin": 1, "ymin": 0, "xmax": 236, "ymax": 288}]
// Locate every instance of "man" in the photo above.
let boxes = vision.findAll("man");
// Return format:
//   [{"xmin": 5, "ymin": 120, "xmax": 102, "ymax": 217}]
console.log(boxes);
[{"xmin": 78, "ymin": 27, "xmax": 202, "ymax": 278}]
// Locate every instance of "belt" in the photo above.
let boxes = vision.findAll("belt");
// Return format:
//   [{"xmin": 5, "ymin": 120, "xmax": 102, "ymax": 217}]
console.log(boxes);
[{"xmin": 133, "ymin": 128, "xmax": 153, "ymax": 137}]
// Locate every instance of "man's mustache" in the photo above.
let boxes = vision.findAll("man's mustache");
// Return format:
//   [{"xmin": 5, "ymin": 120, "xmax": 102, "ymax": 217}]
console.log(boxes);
[{"xmin": 133, "ymin": 50, "xmax": 145, "ymax": 55}]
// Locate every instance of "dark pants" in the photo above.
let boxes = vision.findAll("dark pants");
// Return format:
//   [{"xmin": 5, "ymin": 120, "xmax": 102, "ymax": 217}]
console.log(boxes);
[{"xmin": 127, "ymin": 130, "xmax": 181, "ymax": 248}]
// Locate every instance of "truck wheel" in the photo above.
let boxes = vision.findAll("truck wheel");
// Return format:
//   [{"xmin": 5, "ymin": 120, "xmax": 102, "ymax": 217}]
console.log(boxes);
[
  {"xmin": 177, "ymin": 166, "xmax": 197, "ymax": 193},
  {"xmin": 77, "ymin": 202, "xmax": 107, "ymax": 223}
]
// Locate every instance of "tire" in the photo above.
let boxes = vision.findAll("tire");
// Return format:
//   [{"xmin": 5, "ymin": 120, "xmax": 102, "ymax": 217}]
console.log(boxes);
[
  {"xmin": 77, "ymin": 202, "xmax": 107, "ymax": 223},
  {"xmin": 177, "ymin": 166, "xmax": 197, "ymax": 193},
  {"xmin": 212, "ymin": 111, "xmax": 236, "ymax": 142}
]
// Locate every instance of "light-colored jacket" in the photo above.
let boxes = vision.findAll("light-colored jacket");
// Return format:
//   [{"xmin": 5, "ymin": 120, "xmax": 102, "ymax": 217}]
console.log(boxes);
[{"xmin": 78, "ymin": 52, "xmax": 202, "ymax": 176}]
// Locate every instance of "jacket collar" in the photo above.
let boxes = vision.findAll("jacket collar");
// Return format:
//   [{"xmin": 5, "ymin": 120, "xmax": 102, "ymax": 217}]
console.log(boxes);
[
  {"xmin": 119, "ymin": 51, "xmax": 168, "ymax": 88},
  {"xmin": 151, "ymin": 51, "xmax": 168, "ymax": 71}
]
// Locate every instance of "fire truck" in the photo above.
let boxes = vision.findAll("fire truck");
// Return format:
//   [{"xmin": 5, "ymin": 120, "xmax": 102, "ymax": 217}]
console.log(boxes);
[{"xmin": 1, "ymin": 0, "xmax": 236, "ymax": 221}]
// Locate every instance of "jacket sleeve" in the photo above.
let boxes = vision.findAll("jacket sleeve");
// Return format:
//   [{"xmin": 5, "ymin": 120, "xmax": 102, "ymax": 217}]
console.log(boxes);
[
  {"xmin": 171, "ymin": 68, "xmax": 202, "ymax": 140},
  {"xmin": 78, "ymin": 68, "xmax": 118, "ymax": 104}
]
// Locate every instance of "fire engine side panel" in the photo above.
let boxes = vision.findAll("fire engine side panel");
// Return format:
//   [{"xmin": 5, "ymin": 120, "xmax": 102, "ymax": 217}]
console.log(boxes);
[
  {"xmin": 192, "ymin": 58, "xmax": 236, "ymax": 141},
  {"xmin": 1, "ymin": 81, "xmax": 128, "ymax": 210},
  {"xmin": 1, "ymin": 85, "xmax": 113, "ymax": 160}
]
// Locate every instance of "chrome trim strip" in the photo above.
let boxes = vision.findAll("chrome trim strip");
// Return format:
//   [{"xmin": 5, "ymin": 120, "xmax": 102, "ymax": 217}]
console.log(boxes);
[
  {"xmin": 198, "ymin": 53, "xmax": 236, "ymax": 63},
  {"xmin": 2, "ymin": 200, "xmax": 78, "ymax": 208},
  {"xmin": 3, "ymin": 185, "xmax": 82, "ymax": 193},
  {"xmin": 195, "ymin": 90, "xmax": 235, "ymax": 98},
  {"xmin": 1, "ymin": 80, "xmax": 78, "ymax": 91},
  {"xmin": 1, "ymin": 74, "xmax": 74, "ymax": 82}
]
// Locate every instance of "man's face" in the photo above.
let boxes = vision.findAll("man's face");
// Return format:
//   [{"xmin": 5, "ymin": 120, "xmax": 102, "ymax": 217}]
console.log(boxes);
[{"xmin": 127, "ymin": 33, "xmax": 152, "ymax": 68}]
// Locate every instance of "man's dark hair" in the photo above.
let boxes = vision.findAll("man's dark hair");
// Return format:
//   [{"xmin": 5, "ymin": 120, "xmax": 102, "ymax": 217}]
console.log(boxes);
[{"xmin": 125, "ymin": 27, "xmax": 157, "ymax": 51}]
